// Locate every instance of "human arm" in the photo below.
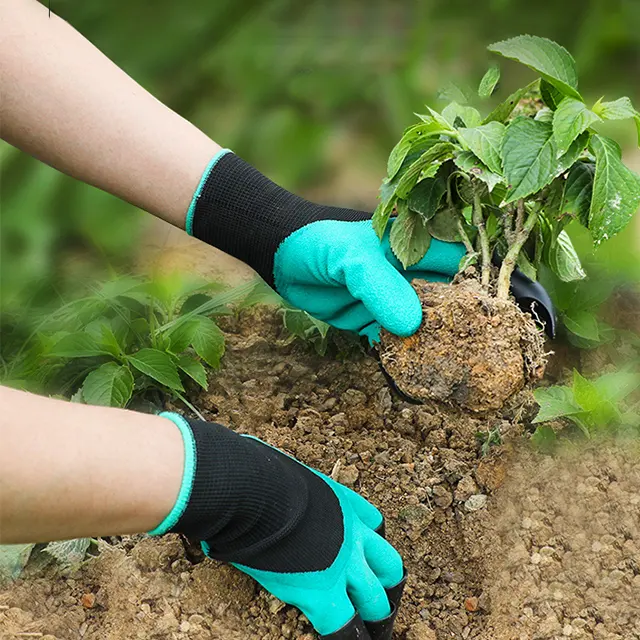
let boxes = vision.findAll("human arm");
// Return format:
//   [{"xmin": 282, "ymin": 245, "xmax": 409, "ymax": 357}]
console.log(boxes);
[
  {"xmin": 0, "ymin": 0, "xmax": 219, "ymax": 227},
  {"xmin": 0, "ymin": 387, "xmax": 405, "ymax": 638},
  {"xmin": 0, "ymin": 0, "xmax": 465, "ymax": 340},
  {"xmin": 0, "ymin": 386, "xmax": 184, "ymax": 542}
]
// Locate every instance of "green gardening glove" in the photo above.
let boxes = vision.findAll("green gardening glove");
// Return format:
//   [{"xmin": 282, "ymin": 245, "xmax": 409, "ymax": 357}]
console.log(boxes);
[{"xmin": 186, "ymin": 150, "xmax": 465, "ymax": 341}]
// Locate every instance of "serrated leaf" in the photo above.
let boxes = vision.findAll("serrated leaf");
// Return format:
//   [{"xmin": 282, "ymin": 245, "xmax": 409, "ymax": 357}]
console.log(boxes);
[
  {"xmin": 178, "ymin": 354, "xmax": 208, "ymax": 389},
  {"xmin": 502, "ymin": 118, "xmax": 558, "ymax": 203},
  {"xmin": 395, "ymin": 143, "xmax": 457, "ymax": 199},
  {"xmin": 423, "ymin": 107, "xmax": 458, "ymax": 132},
  {"xmin": 488, "ymin": 35, "xmax": 581, "ymax": 99},
  {"xmin": 563, "ymin": 309, "xmax": 599, "ymax": 341},
  {"xmin": 572, "ymin": 370, "xmax": 619, "ymax": 428},
  {"xmin": 165, "ymin": 317, "xmax": 199, "ymax": 354},
  {"xmin": 483, "ymin": 80, "xmax": 539, "ymax": 124},
  {"xmin": 0, "ymin": 544, "xmax": 35, "ymax": 582},
  {"xmin": 549, "ymin": 230, "xmax": 586, "ymax": 282},
  {"xmin": 535, "ymin": 108, "xmax": 554, "ymax": 123},
  {"xmin": 553, "ymin": 98, "xmax": 601, "ymax": 156},
  {"xmin": 540, "ymin": 79, "xmax": 564, "ymax": 110},
  {"xmin": 589, "ymin": 134, "xmax": 640, "ymax": 244},
  {"xmin": 387, "ymin": 122, "xmax": 451, "ymax": 180},
  {"xmin": 49, "ymin": 332, "xmax": 112, "ymax": 358},
  {"xmin": 454, "ymin": 151, "xmax": 504, "ymax": 192},
  {"xmin": 458, "ymin": 122, "xmax": 505, "ymax": 174},
  {"xmin": 530, "ymin": 425, "xmax": 557, "ymax": 454},
  {"xmin": 478, "ymin": 65, "xmax": 501, "ymax": 99},
  {"xmin": 442, "ymin": 102, "xmax": 483, "ymax": 128},
  {"xmin": 556, "ymin": 131, "xmax": 590, "ymax": 177},
  {"xmin": 82, "ymin": 362, "xmax": 134, "ymax": 407},
  {"xmin": 593, "ymin": 96, "xmax": 638, "ymax": 121},
  {"xmin": 191, "ymin": 316, "xmax": 225, "ymax": 369},
  {"xmin": 127, "ymin": 349, "xmax": 183, "ymax": 391},
  {"xmin": 427, "ymin": 207, "xmax": 463, "ymax": 242},
  {"xmin": 44, "ymin": 538, "xmax": 91, "ymax": 567},
  {"xmin": 389, "ymin": 201, "xmax": 432, "ymax": 268},
  {"xmin": 533, "ymin": 385, "xmax": 581, "ymax": 423},
  {"xmin": 407, "ymin": 176, "xmax": 446, "ymax": 221},
  {"xmin": 561, "ymin": 162, "xmax": 595, "ymax": 226}
]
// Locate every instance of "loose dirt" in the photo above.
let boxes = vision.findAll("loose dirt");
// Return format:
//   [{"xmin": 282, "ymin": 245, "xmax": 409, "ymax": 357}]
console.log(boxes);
[
  {"xmin": 1, "ymin": 307, "xmax": 638, "ymax": 640},
  {"xmin": 378, "ymin": 279, "xmax": 547, "ymax": 413}
]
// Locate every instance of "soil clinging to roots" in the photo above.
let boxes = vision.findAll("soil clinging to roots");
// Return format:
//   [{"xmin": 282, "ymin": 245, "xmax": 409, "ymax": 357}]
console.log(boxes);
[{"xmin": 379, "ymin": 279, "xmax": 547, "ymax": 413}]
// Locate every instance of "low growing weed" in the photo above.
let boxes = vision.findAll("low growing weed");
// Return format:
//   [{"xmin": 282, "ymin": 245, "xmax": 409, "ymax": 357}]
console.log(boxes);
[{"xmin": 2, "ymin": 275, "xmax": 261, "ymax": 412}]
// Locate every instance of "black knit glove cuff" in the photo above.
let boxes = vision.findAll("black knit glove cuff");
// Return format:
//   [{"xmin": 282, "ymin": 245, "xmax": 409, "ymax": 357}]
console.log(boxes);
[
  {"xmin": 186, "ymin": 150, "xmax": 369, "ymax": 287},
  {"xmin": 154, "ymin": 413, "xmax": 343, "ymax": 573}
]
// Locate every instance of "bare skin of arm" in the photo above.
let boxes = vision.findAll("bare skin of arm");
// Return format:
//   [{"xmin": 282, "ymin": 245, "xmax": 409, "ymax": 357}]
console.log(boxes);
[
  {"xmin": 0, "ymin": 387, "xmax": 184, "ymax": 543},
  {"xmin": 0, "ymin": 0, "xmax": 221, "ymax": 227}
]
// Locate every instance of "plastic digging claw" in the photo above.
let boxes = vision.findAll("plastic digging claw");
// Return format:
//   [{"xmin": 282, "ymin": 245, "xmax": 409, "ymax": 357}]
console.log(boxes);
[{"xmin": 320, "ymin": 521, "xmax": 407, "ymax": 640}]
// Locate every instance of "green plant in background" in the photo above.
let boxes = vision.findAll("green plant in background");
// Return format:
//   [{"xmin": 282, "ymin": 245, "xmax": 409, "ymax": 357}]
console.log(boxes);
[
  {"xmin": 2, "ymin": 275, "xmax": 265, "ymax": 412},
  {"xmin": 532, "ymin": 369, "xmax": 640, "ymax": 449},
  {"xmin": 373, "ymin": 35, "xmax": 640, "ymax": 299}
]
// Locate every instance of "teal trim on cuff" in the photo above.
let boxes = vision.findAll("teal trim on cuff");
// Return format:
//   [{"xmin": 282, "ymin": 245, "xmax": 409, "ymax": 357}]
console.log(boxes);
[
  {"xmin": 148, "ymin": 412, "xmax": 197, "ymax": 536},
  {"xmin": 185, "ymin": 149, "xmax": 233, "ymax": 236}
]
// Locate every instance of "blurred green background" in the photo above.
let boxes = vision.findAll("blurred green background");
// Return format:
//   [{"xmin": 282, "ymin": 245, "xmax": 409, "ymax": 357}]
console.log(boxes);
[{"xmin": 1, "ymin": 0, "xmax": 639, "ymax": 366}]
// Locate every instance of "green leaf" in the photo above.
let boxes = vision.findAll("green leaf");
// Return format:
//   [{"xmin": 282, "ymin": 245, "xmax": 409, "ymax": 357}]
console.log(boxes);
[
  {"xmin": 44, "ymin": 538, "xmax": 91, "ymax": 567},
  {"xmin": 421, "ymin": 107, "xmax": 458, "ymax": 133},
  {"xmin": 571, "ymin": 371, "xmax": 617, "ymax": 429},
  {"xmin": 531, "ymin": 425, "xmax": 557, "ymax": 454},
  {"xmin": 593, "ymin": 96, "xmax": 638, "ymax": 121},
  {"xmin": 549, "ymin": 230, "xmax": 586, "ymax": 282},
  {"xmin": 563, "ymin": 309, "xmax": 599, "ymax": 341},
  {"xmin": 178, "ymin": 354, "xmax": 208, "ymax": 390},
  {"xmin": 127, "ymin": 348, "xmax": 184, "ymax": 391},
  {"xmin": 0, "ymin": 544, "xmax": 35, "ymax": 582},
  {"xmin": 478, "ymin": 65, "xmax": 501, "ymax": 99},
  {"xmin": 589, "ymin": 135, "xmax": 640, "ymax": 244},
  {"xmin": 488, "ymin": 35, "xmax": 581, "ymax": 100},
  {"xmin": 165, "ymin": 317, "xmax": 199, "ymax": 354},
  {"xmin": 395, "ymin": 143, "xmax": 457, "ymax": 199},
  {"xmin": 389, "ymin": 201, "xmax": 432, "ymax": 268},
  {"xmin": 533, "ymin": 385, "xmax": 582, "ymax": 423},
  {"xmin": 540, "ymin": 79, "xmax": 564, "ymax": 111},
  {"xmin": 82, "ymin": 362, "xmax": 134, "ymax": 407},
  {"xmin": 594, "ymin": 371, "xmax": 640, "ymax": 404},
  {"xmin": 427, "ymin": 207, "xmax": 463, "ymax": 242},
  {"xmin": 635, "ymin": 115, "xmax": 640, "ymax": 147},
  {"xmin": 556, "ymin": 131, "xmax": 590, "ymax": 177},
  {"xmin": 561, "ymin": 162, "xmax": 595, "ymax": 226},
  {"xmin": 454, "ymin": 151, "xmax": 504, "ymax": 192},
  {"xmin": 407, "ymin": 176, "xmax": 446, "ymax": 221},
  {"xmin": 553, "ymin": 98, "xmax": 601, "ymax": 157},
  {"xmin": 458, "ymin": 122, "xmax": 505, "ymax": 174},
  {"xmin": 483, "ymin": 80, "xmax": 539, "ymax": 124},
  {"xmin": 441, "ymin": 102, "xmax": 483, "ymax": 128},
  {"xmin": 535, "ymin": 108, "xmax": 554, "ymax": 123},
  {"xmin": 49, "ymin": 332, "xmax": 112, "ymax": 358},
  {"xmin": 387, "ymin": 122, "xmax": 451, "ymax": 180},
  {"xmin": 502, "ymin": 118, "xmax": 558, "ymax": 203},
  {"xmin": 191, "ymin": 316, "xmax": 225, "ymax": 369}
]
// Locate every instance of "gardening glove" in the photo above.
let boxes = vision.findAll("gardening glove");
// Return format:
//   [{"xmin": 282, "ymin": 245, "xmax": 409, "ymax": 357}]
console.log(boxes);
[
  {"xmin": 150, "ymin": 412, "xmax": 406, "ymax": 640},
  {"xmin": 186, "ymin": 149, "xmax": 466, "ymax": 342}
]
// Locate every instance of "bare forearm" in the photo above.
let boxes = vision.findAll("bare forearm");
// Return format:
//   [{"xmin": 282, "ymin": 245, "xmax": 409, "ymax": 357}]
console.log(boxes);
[
  {"xmin": 0, "ymin": 387, "xmax": 184, "ymax": 543},
  {"xmin": 0, "ymin": 0, "xmax": 220, "ymax": 227}
]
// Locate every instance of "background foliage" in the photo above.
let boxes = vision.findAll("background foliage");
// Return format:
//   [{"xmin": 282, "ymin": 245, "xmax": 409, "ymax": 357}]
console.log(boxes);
[{"xmin": 1, "ymin": 0, "xmax": 639, "ymax": 369}]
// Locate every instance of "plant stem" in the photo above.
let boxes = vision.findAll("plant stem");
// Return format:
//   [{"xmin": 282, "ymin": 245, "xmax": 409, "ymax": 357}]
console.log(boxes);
[
  {"xmin": 496, "ymin": 210, "xmax": 539, "ymax": 299},
  {"xmin": 456, "ymin": 217, "xmax": 475, "ymax": 255},
  {"xmin": 175, "ymin": 391, "xmax": 206, "ymax": 421},
  {"xmin": 516, "ymin": 199, "xmax": 526, "ymax": 234},
  {"xmin": 473, "ymin": 191, "xmax": 491, "ymax": 287}
]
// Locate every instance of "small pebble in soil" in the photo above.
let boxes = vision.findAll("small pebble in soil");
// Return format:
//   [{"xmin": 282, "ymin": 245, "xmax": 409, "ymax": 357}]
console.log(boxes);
[{"xmin": 465, "ymin": 494, "xmax": 488, "ymax": 511}]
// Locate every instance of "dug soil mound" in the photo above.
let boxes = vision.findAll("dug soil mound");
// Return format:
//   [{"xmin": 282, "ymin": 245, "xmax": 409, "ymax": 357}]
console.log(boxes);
[
  {"xmin": 379, "ymin": 280, "xmax": 546, "ymax": 412},
  {"xmin": 1, "ymin": 307, "xmax": 638, "ymax": 640}
]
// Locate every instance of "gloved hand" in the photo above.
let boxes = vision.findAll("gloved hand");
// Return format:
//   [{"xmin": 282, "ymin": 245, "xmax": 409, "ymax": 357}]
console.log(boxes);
[
  {"xmin": 186, "ymin": 150, "xmax": 465, "ymax": 341},
  {"xmin": 151, "ymin": 412, "xmax": 406, "ymax": 640}
]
